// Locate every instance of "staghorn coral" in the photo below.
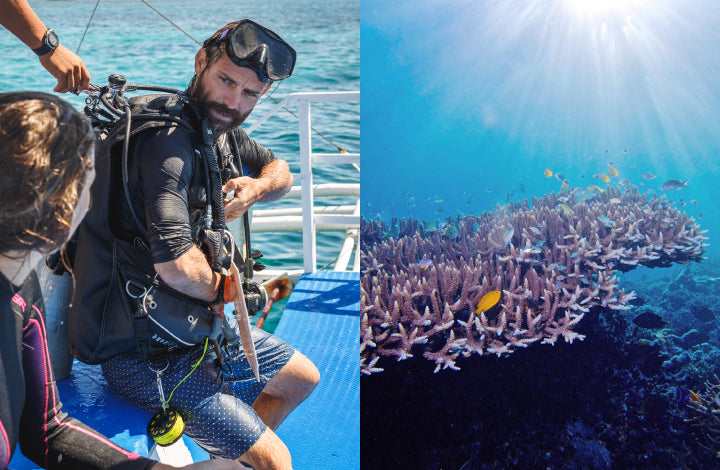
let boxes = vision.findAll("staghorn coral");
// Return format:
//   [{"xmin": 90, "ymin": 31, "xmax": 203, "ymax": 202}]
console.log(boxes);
[
  {"xmin": 361, "ymin": 185, "xmax": 707, "ymax": 374},
  {"xmin": 686, "ymin": 377, "xmax": 720, "ymax": 457}
]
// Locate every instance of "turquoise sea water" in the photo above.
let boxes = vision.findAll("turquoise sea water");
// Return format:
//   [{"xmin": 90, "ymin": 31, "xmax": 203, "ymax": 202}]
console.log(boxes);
[
  {"xmin": 0, "ymin": 0, "xmax": 360, "ymax": 275},
  {"xmin": 362, "ymin": 0, "xmax": 719, "ymax": 266}
]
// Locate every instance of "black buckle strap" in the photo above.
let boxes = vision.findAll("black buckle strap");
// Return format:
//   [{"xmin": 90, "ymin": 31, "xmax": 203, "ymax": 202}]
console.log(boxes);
[{"xmin": 127, "ymin": 279, "xmax": 152, "ymax": 357}]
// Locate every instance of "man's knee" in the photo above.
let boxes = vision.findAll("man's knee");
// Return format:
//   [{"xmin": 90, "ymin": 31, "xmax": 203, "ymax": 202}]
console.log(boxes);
[
  {"xmin": 264, "ymin": 351, "xmax": 320, "ymax": 401},
  {"xmin": 289, "ymin": 351, "xmax": 321, "ymax": 392},
  {"xmin": 239, "ymin": 427, "xmax": 292, "ymax": 470}
]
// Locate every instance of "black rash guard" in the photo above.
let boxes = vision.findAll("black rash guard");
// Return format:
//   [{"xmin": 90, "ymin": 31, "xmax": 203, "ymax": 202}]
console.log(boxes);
[
  {"xmin": 0, "ymin": 271, "xmax": 155, "ymax": 469},
  {"xmin": 116, "ymin": 123, "xmax": 275, "ymax": 264}
]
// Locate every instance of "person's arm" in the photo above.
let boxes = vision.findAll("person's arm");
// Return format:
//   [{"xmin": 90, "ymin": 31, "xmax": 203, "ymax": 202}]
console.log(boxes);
[
  {"xmin": 0, "ymin": 0, "xmax": 91, "ymax": 92},
  {"xmin": 154, "ymin": 245, "xmax": 223, "ymax": 304},
  {"xmin": 17, "ymin": 276, "xmax": 155, "ymax": 469},
  {"xmin": 132, "ymin": 130, "xmax": 224, "ymax": 304}
]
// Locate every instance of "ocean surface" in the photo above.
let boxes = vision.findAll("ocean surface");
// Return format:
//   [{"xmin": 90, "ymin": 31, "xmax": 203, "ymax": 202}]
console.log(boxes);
[
  {"xmin": 362, "ymin": 1, "xmax": 720, "ymax": 469},
  {"xmin": 0, "ymin": 0, "xmax": 360, "ymax": 274}
]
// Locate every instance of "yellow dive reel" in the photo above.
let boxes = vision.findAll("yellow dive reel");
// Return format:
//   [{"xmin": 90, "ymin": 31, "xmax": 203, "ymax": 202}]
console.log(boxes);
[
  {"xmin": 148, "ymin": 408, "xmax": 186, "ymax": 446},
  {"xmin": 147, "ymin": 338, "xmax": 208, "ymax": 446}
]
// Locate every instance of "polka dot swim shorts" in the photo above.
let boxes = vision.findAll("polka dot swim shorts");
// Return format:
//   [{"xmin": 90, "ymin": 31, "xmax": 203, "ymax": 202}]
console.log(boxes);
[{"xmin": 101, "ymin": 325, "xmax": 295, "ymax": 458}]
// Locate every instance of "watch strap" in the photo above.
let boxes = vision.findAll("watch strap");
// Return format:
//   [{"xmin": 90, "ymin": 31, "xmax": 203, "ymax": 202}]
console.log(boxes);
[{"xmin": 32, "ymin": 29, "xmax": 58, "ymax": 56}]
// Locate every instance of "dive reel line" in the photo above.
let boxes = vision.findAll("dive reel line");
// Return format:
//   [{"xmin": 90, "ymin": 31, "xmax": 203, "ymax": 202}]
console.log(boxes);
[{"xmin": 147, "ymin": 338, "xmax": 209, "ymax": 446}]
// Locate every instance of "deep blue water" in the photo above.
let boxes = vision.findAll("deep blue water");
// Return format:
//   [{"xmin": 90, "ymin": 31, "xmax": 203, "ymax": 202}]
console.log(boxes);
[
  {"xmin": 362, "ymin": 0, "xmax": 719, "ymax": 264},
  {"xmin": 0, "ymin": 0, "xmax": 359, "ymax": 270}
]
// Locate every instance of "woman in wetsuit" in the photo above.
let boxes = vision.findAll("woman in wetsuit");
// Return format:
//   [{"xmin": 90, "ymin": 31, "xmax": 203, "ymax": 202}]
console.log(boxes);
[{"xmin": 0, "ymin": 92, "xmax": 242, "ymax": 470}]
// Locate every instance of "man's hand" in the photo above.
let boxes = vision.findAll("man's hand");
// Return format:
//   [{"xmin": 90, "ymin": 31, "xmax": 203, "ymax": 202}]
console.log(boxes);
[
  {"xmin": 39, "ymin": 44, "xmax": 91, "ymax": 93},
  {"xmin": 222, "ymin": 176, "xmax": 264, "ymax": 222},
  {"xmin": 222, "ymin": 159, "xmax": 293, "ymax": 222}
]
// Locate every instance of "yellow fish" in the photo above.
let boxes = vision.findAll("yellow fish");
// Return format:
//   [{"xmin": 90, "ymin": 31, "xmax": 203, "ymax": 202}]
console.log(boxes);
[
  {"xmin": 544, "ymin": 168, "xmax": 553, "ymax": 178},
  {"xmin": 587, "ymin": 184, "xmax": 604, "ymax": 192},
  {"xmin": 689, "ymin": 390, "xmax": 702, "ymax": 403},
  {"xmin": 599, "ymin": 173, "xmax": 611, "ymax": 183},
  {"xmin": 475, "ymin": 290, "xmax": 501, "ymax": 314},
  {"xmin": 607, "ymin": 166, "xmax": 619, "ymax": 177}
]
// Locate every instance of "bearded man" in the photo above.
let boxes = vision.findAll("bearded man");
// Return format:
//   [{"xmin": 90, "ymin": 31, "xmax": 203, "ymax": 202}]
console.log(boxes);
[{"xmin": 68, "ymin": 20, "xmax": 319, "ymax": 470}]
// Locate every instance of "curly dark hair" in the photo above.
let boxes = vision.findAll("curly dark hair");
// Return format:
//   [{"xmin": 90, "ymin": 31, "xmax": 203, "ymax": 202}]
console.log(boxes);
[{"xmin": 0, "ymin": 92, "xmax": 94, "ymax": 255}]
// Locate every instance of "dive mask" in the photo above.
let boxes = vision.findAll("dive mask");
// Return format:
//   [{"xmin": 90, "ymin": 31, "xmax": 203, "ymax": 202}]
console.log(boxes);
[{"xmin": 206, "ymin": 19, "xmax": 296, "ymax": 83}]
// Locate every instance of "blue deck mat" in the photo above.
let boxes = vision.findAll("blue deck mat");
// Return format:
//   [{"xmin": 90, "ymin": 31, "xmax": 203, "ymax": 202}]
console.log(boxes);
[
  {"xmin": 273, "ymin": 270, "xmax": 359, "ymax": 470},
  {"xmin": 10, "ymin": 270, "xmax": 359, "ymax": 469}
]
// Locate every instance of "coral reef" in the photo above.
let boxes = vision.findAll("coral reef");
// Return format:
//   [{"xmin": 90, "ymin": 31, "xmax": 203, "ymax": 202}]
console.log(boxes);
[
  {"xmin": 686, "ymin": 377, "xmax": 720, "ymax": 456},
  {"xmin": 361, "ymin": 186, "xmax": 707, "ymax": 374},
  {"xmin": 361, "ymin": 255, "xmax": 720, "ymax": 470}
]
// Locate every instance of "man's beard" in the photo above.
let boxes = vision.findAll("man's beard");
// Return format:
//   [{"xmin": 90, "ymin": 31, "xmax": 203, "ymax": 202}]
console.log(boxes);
[{"xmin": 192, "ymin": 74, "xmax": 251, "ymax": 135}]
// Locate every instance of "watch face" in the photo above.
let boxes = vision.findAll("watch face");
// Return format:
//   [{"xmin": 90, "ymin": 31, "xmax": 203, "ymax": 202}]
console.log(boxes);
[{"xmin": 47, "ymin": 30, "xmax": 59, "ymax": 49}]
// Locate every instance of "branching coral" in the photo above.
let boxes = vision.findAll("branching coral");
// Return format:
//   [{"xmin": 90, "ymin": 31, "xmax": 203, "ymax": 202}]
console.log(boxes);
[
  {"xmin": 686, "ymin": 377, "xmax": 720, "ymax": 456},
  {"xmin": 360, "ymin": 186, "xmax": 707, "ymax": 374}
]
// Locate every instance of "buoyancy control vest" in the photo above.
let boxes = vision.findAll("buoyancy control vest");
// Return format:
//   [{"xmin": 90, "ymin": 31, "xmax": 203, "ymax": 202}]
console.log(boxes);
[{"xmin": 67, "ymin": 92, "xmax": 234, "ymax": 363}]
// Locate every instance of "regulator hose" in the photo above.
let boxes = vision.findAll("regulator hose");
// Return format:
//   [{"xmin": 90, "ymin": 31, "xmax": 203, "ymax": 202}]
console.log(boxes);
[{"xmin": 200, "ymin": 118, "xmax": 226, "ymax": 231}]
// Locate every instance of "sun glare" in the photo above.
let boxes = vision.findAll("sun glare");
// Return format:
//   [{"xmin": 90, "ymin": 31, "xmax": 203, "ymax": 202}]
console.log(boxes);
[{"xmin": 564, "ymin": 0, "xmax": 647, "ymax": 15}]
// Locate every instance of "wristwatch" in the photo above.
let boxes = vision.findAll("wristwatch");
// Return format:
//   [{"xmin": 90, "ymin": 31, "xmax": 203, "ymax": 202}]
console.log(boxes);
[{"xmin": 32, "ymin": 29, "xmax": 60, "ymax": 56}]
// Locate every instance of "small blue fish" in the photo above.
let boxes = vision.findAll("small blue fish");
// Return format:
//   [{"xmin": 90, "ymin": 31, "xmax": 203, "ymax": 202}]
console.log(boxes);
[
  {"xmin": 575, "ymin": 189, "xmax": 595, "ymax": 204},
  {"xmin": 501, "ymin": 226, "xmax": 514, "ymax": 247},
  {"xmin": 660, "ymin": 179, "xmax": 688, "ymax": 191},
  {"xmin": 598, "ymin": 215, "xmax": 614, "ymax": 227},
  {"xmin": 442, "ymin": 226, "xmax": 459, "ymax": 238},
  {"xmin": 417, "ymin": 257, "xmax": 433, "ymax": 270}
]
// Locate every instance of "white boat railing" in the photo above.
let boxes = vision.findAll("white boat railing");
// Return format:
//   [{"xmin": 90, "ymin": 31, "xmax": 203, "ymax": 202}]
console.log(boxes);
[{"xmin": 246, "ymin": 91, "xmax": 360, "ymax": 276}]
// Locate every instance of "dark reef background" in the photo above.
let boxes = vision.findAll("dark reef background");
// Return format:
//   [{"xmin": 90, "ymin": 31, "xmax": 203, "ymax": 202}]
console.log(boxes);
[{"xmin": 362, "ymin": 262, "xmax": 720, "ymax": 470}]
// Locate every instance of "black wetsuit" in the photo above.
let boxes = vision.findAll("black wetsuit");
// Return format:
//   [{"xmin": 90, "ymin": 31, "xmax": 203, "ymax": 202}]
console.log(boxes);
[
  {"xmin": 0, "ymin": 271, "xmax": 154, "ymax": 469},
  {"xmin": 115, "ymin": 109, "xmax": 275, "ymax": 263}
]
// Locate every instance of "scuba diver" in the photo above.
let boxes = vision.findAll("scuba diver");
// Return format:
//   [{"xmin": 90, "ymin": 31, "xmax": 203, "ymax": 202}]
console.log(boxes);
[
  {"xmin": 67, "ymin": 19, "xmax": 319, "ymax": 470},
  {"xmin": 0, "ymin": 92, "xmax": 242, "ymax": 470}
]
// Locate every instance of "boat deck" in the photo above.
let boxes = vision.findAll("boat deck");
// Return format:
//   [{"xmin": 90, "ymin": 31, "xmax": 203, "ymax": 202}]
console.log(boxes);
[{"xmin": 10, "ymin": 270, "xmax": 359, "ymax": 470}]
